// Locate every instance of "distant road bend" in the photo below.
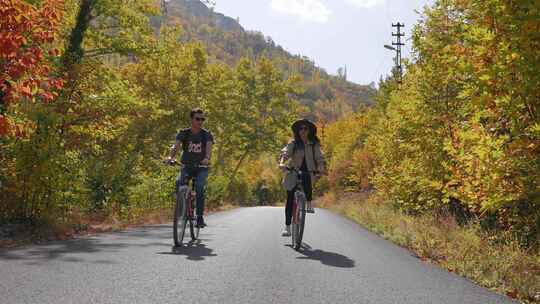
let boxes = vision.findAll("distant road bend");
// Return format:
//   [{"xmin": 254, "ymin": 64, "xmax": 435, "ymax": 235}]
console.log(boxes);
[{"xmin": 0, "ymin": 207, "xmax": 516, "ymax": 304}]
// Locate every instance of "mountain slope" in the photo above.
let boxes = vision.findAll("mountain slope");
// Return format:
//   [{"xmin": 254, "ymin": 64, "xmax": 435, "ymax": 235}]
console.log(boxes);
[{"xmin": 159, "ymin": 0, "xmax": 376, "ymax": 121}]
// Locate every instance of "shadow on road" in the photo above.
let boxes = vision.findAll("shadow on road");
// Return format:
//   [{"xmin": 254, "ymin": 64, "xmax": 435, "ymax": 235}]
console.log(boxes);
[
  {"xmin": 0, "ymin": 226, "xmax": 172, "ymax": 263},
  {"xmin": 289, "ymin": 243, "xmax": 355, "ymax": 268},
  {"xmin": 157, "ymin": 240, "xmax": 217, "ymax": 261}
]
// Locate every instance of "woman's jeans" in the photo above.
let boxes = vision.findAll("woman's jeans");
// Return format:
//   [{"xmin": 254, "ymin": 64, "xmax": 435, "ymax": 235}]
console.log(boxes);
[{"xmin": 285, "ymin": 173, "xmax": 312, "ymax": 226}]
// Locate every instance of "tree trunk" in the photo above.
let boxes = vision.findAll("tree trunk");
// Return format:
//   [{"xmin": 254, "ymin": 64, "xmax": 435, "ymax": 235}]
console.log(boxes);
[
  {"xmin": 214, "ymin": 142, "xmax": 224, "ymax": 175},
  {"xmin": 58, "ymin": 0, "xmax": 96, "ymax": 120},
  {"xmin": 225, "ymin": 149, "xmax": 250, "ymax": 194},
  {"xmin": 63, "ymin": 0, "xmax": 96, "ymax": 70}
]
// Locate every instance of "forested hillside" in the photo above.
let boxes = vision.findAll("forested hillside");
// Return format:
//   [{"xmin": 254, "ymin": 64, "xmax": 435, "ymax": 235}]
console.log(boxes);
[{"xmin": 158, "ymin": 0, "xmax": 376, "ymax": 122}]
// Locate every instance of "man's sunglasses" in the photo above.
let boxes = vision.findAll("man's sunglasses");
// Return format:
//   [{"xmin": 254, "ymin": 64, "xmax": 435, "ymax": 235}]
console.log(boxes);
[{"xmin": 194, "ymin": 117, "xmax": 206, "ymax": 122}]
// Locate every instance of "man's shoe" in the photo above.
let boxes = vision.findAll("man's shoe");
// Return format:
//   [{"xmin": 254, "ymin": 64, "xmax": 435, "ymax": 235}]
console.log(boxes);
[
  {"xmin": 196, "ymin": 216, "xmax": 206, "ymax": 228},
  {"xmin": 281, "ymin": 225, "xmax": 291, "ymax": 236},
  {"xmin": 306, "ymin": 201, "xmax": 315, "ymax": 214}
]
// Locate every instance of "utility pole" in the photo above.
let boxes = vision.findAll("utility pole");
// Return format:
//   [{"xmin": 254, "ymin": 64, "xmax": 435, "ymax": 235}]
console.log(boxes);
[
  {"xmin": 384, "ymin": 22, "xmax": 405, "ymax": 83},
  {"xmin": 159, "ymin": 0, "xmax": 168, "ymax": 31},
  {"xmin": 161, "ymin": 0, "xmax": 166, "ymax": 14},
  {"xmin": 392, "ymin": 22, "xmax": 404, "ymax": 82}
]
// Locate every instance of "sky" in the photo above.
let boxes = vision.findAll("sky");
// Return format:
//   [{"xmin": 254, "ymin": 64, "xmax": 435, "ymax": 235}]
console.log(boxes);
[{"xmin": 213, "ymin": 0, "xmax": 432, "ymax": 85}]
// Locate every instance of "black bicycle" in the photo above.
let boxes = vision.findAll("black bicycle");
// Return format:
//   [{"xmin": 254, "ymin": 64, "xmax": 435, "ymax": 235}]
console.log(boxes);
[
  {"xmin": 168, "ymin": 161, "xmax": 206, "ymax": 247},
  {"xmin": 287, "ymin": 168, "xmax": 318, "ymax": 250}
]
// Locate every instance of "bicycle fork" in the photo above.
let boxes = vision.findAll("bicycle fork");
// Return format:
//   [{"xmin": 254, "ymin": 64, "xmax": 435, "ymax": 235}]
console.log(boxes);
[{"xmin": 292, "ymin": 191, "xmax": 306, "ymax": 223}]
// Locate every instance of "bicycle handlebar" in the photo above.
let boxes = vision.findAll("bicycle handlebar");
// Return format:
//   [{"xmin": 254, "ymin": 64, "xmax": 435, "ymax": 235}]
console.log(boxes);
[
  {"xmin": 284, "ymin": 167, "xmax": 320, "ymax": 175},
  {"xmin": 164, "ymin": 159, "xmax": 209, "ymax": 168}
]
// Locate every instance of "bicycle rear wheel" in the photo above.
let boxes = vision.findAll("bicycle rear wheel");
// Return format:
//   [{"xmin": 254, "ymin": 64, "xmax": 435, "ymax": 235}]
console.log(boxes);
[{"xmin": 173, "ymin": 187, "xmax": 188, "ymax": 247}]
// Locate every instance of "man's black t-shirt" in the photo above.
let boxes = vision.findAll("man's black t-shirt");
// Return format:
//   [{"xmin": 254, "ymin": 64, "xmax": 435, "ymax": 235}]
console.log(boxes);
[{"xmin": 176, "ymin": 128, "xmax": 214, "ymax": 165}]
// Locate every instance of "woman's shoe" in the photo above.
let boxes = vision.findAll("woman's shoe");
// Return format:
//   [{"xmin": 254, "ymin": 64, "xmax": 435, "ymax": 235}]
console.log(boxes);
[
  {"xmin": 281, "ymin": 225, "xmax": 291, "ymax": 236},
  {"xmin": 306, "ymin": 201, "xmax": 315, "ymax": 213}
]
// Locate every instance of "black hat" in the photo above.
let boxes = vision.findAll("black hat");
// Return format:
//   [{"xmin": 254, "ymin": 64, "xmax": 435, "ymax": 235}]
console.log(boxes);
[{"xmin": 291, "ymin": 119, "xmax": 317, "ymax": 136}]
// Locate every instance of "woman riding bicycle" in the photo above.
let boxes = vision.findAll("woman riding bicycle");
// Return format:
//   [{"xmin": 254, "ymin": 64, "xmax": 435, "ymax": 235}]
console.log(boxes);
[{"xmin": 279, "ymin": 119, "xmax": 326, "ymax": 237}]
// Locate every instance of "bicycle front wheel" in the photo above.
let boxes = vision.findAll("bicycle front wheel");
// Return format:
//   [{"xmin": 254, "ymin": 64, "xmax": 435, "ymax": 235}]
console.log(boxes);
[
  {"xmin": 173, "ymin": 187, "xmax": 189, "ymax": 247},
  {"xmin": 187, "ymin": 192, "xmax": 198, "ymax": 241},
  {"xmin": 293, "ymin": 191, "xmax": 306, "ymax": 250},
  {"xmin": 189, "ymin": 219, "xmax": 196, "ymax": 241},
  {"xmin": 193, "ymin": 223, "xmax": 200, "ymax": 240}
]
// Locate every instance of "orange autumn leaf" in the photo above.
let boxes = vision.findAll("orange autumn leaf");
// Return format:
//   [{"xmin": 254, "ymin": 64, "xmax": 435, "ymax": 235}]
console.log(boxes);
[
  {"xmin": 0, "ymin": 0, "xmax": 64, "ymax": 107},
  {"xmin": 0, "ymin": 115, "xmax": 11, "ymax": 136}
]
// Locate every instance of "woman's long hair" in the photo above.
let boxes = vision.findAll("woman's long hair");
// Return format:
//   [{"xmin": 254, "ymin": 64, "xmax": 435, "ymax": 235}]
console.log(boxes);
[{"xmin": 292, "ymin": 127, "xmax": 321, "ymax": 154}]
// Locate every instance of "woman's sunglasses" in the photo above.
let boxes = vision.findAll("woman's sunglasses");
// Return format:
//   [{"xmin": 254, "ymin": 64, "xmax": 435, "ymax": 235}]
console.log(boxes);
[{"xmin": 299, "ymin": 126, "xmax": 309, "ymax": 131}]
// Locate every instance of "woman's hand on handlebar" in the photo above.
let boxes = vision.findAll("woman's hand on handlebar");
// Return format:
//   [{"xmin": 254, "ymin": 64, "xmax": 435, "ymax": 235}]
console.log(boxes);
[{"xmin": 164, "ymin": 157, "xmax": 177, "ymax": 165}]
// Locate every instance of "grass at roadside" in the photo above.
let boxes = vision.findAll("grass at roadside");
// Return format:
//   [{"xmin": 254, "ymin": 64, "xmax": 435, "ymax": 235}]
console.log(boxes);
[{"xmin": 318, "ymin": 192, "xmax": 540, "ymax": 304}]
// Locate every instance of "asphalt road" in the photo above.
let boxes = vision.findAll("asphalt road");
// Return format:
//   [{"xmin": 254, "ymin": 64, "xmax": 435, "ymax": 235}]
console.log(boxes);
[{"xmin": 0, "ymin": 207, "xmax": 516, "ymax": 304}]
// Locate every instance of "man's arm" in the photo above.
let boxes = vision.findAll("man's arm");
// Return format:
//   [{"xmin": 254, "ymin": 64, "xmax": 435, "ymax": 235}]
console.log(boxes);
[
  {"xmin": 167, "ymin": 140, "xmax": 181, "ymax": 161},
  {"xmin": 201, "ymin": 141, "xmax": 212, "ymax": 165},
  {"xmin": 167, "ymin": 130, "xmax": 185, "ymax": 162}
]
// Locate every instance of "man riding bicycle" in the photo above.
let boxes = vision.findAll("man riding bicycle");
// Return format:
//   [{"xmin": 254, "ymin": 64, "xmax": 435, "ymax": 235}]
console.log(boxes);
[{"xmin": 165, "ymin": 108, "xmax": 214, "ymax": 228}]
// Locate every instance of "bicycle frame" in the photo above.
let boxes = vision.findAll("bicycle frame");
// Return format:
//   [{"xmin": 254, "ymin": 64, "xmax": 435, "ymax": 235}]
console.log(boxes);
[
  {"xmin": 178, "ymin": 180, "xmax": 196, "ymax": 222},
  {"xmin": 287, "ymin": 168, "xmax": 317, "ymax": 250},
  {"xmin": 168, "ymin": 161, "xmax": 207, "ymax": 246},
  {"xmin": 287, "ymin": 167, "xmax": 317, "ymax": 217}
]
